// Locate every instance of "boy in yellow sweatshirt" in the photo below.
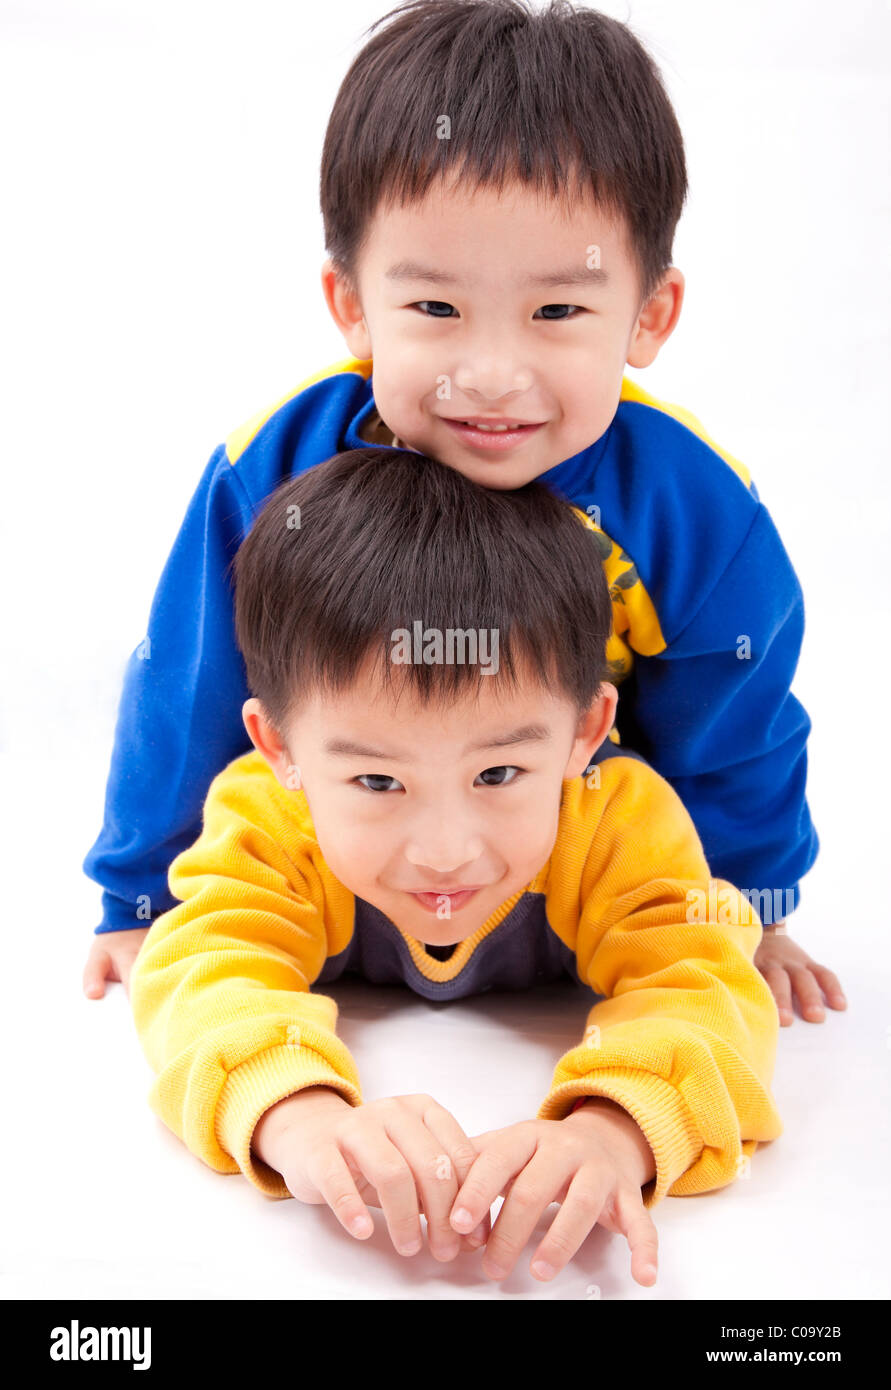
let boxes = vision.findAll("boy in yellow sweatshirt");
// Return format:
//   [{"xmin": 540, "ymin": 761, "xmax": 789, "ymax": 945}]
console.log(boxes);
[{"xmin": 129, "ymin": 446, "xmax": 782, "ymax": 1288}]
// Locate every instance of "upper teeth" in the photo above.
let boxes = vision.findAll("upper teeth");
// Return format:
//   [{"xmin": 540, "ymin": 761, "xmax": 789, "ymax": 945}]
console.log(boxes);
[{"xmin": 464, "ymin": 421, "xmax": 519, "ymax": 431}]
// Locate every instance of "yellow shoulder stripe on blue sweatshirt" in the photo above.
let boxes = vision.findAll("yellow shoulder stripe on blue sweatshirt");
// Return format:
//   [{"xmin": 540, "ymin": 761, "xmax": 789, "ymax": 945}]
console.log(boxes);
[
  {"xmin": 619, "ymin": 376, "xmax": 751, "ymax": 489},
  {"xmin": 224, "ymin": 355, "xmax": 373, "ymax": 465}
]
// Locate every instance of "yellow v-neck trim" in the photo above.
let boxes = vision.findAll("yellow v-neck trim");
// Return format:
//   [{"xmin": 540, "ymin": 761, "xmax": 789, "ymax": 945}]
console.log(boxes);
[{"xmin": 395, "ymin": 861, "xmax": 550, "ymax": 983}]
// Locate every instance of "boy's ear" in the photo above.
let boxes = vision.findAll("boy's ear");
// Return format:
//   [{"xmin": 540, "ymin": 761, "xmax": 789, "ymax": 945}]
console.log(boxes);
[
  {"xmin": 563, "ymin": 683, "xmax": 619, "ymax": 779},
  {"xmin": 320, "ymin": 257, "xmax": 373, "ymax": 361},
  {"xmin": 242, "ymin": 698, "xmax": 299, "ymax": 789},
  {"xmin": 626, "ymin": 267, "xmax": 684, "ymax": 369}
]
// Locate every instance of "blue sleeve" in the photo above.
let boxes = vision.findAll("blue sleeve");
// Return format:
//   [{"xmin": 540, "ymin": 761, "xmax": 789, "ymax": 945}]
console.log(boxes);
[
  {"xmin": 616, "ymin": 501, "xmax": 818, "ymax": 915},
  {"xmin": 83, "ymin": 445, "xmax": 257, "ymax": 931}
]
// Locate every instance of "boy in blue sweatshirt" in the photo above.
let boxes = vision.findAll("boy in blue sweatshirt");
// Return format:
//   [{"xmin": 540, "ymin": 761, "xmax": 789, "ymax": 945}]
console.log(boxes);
[{"xmin": 83, "ymin": 0, "xmax": 845, "ymax": 1024}]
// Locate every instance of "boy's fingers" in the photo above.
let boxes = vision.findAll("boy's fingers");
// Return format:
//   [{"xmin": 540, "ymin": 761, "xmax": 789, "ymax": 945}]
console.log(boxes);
[
  {"xmin": 483, "ymin": 1156, "xmax": 573, "ymax": 1279},
  {"xmin": 614, "ymin": 1186, "xmax": 659, "ymax": 1287},
  {"xmin": 344, "ymin": 1156, "xmax": 489, "ymax": 1256},
  {"xmin": 83, "ymin": 950, "xmax": 110, "ymax": 998},
  {"xmin": 383, "ymin": 1107, "xmax": 471, "ymax": 1261},
  {"xmin": 422, "ymin": 1108, "xmax": 490, "ymax": 1255},
  {"xmin": 761, "ymin": 964, "xmax": 794, "ymax": 1024},
  {"xmin": 450, "ymin": 1125, "xmax": 537, "ymax": 1235},
  {"xmin": 465, "ymin": 1128, "xmax": 499, "ymax": 1148},
  {"xmin": 527, "ymin": 1169, "xmax": 613, "ymax": 1281},
  {"xmin": 304, "ymin": 1143, "xmax": 375, "ymax": 1240},
  {"xmin": 812, "ymin": 963, "xmax": 847, "ymax": 1009},
  {"xmin": 340, "ymin": 1128, "xmax": 423, "ymax": 1256},
  {"xmin": 789, "ymin": 966, "xmax": 826, "ymax": 1022},
  {"xmin": 344, "ymin": 1145, "xmax": 482, "ymax": 1255},
  {"xmin": 348, "ymin": 1145, "xmax": 488, "ymax": 1254},
  {"xmin": 462, "ymin": 1212, "xmax": 491, "ymax": 1250}
]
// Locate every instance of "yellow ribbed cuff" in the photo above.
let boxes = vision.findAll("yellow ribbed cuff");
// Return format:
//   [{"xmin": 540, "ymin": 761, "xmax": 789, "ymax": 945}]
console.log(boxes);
[
  {"xmin": 216, "ymin": 1044, "xmax": 363, "ymax": 1198},
  {"xmin": 538, "ymin": 1069, "xmax": 703, "ymax": 1208}
]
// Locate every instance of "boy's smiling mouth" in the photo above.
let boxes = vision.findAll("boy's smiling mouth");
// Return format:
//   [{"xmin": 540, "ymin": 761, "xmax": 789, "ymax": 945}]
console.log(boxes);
[
  {"xmin": 407, "ymin": 887, "xmax": 482, "ymax": 913},
  {"xmin": 440, "ymin": 417, "xmax": 544, "ymax": 451}
]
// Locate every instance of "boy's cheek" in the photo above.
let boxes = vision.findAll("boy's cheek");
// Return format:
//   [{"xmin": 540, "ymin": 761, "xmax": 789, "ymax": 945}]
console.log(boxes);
[
  {"xmin": 316, "ymin": 834, "xmax": 381, "ymax": 893},
  {"xmin": 314, "ymin": 816, "xmax": 399, "ymax": 900}
]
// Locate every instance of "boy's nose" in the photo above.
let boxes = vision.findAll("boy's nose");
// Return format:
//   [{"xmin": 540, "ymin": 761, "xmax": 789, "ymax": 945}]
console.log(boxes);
[
  {"xmin": 453, "ymin": 357, "xmax": 534, "ymax": 403},
  {"xmin": 403, "ymin": 822, "xmax": 485, "ymax": 875}
]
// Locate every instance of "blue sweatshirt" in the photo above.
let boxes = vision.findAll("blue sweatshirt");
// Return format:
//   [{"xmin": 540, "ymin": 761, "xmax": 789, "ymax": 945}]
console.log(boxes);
[{"xmin": 84, "ymin": 355, "xmax": 818, "ymax": 932}]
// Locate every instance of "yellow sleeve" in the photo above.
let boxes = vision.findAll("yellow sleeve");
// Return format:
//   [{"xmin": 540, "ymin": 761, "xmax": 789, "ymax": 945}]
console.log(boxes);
[
  {"xmin": 537, "ymin": 761, "xmax": 783, "ymax": 1207},
  {"xmin": 128, "ymin": 752, "xmax": 362, "ymax": 1199}
]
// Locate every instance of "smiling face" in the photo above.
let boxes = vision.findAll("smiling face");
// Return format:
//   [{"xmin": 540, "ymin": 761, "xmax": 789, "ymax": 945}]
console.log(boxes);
[
  {"xmin": 322, "ymin": 175, "xmax": 683, "ymax": 489},
  {"xmin": 244, "ymin": 657, "xmax": 616, "ymax": 946}
]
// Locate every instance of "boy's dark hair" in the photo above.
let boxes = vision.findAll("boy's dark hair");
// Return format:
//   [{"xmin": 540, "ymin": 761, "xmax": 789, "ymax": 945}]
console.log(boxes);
[
  {"xmin": 320, "ymin": 0, "xmax": 686, "ymax": 309},
  {"xmin": 233, "ymin": 447, "xmax": 613, "ymax": 730}
]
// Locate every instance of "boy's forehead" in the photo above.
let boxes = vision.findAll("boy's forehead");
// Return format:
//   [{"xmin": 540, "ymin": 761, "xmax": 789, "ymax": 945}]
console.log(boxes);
[
  {"xmin": 360, "ymin": 176, "xmax": 634, "ymax": 282},
  {"xmin": 291, "ymin": 658, "xmax": 576, "ymax": 751}
]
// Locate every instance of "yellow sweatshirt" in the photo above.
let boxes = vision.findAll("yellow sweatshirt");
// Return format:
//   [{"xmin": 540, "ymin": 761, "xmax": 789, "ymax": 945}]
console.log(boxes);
[{"xmin": 129, "ymin": 747, "xmax": 782, "ymax": 1207}]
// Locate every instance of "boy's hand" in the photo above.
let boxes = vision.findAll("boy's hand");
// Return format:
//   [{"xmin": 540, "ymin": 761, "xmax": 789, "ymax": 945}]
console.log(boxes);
[
  {"xmin": 251, "ymin": 1087, "xmax": 490, "ymax": 1260},
  {"xmin": 754, "ymin": 925, "xmax": 847, "ymax": 1025},
  {"xmin": 82, "ymin": 927, "xmax": 151, "ymax": 999},
  {"xmin": 451, "ymin": 1096, "xmax": 659, "ymax": 1286}
]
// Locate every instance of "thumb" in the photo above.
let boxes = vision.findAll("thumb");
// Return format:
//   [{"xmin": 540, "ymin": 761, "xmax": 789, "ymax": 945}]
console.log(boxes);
[{"xmin": 83, "ymin": 947, "xmax": 112, "ymax": 998}]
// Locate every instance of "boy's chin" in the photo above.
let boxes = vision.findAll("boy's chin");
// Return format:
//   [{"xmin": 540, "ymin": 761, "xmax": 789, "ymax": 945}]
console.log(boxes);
[{"xmin": 376, "ymin": 890, "xmax": 485, "ymax": 945}]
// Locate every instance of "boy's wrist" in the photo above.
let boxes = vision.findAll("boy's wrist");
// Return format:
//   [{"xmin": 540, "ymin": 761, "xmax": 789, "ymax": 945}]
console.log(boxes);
[
  {"xmin": 251, "ymin": 1085, "xmax": 350, "ymax": 1167},
  {"xmin": 565, "ymin": 1095, "xmax": 657, "ymax": 1187}
]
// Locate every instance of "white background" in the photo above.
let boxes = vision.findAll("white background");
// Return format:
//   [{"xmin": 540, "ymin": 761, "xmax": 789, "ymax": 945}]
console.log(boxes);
[{"xmin": 1, "ymin": 0, "xmax": 889, "ymax": 1301}]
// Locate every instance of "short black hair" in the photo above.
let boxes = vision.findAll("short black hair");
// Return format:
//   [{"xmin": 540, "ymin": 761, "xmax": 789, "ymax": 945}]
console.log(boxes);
[
  {"xmin": 321, "ymin": 0, "xmax": 687, "ymax": 308},
  {"xmin": 233, "ymin": 447, "xmax": 613, "ymax": 730}
]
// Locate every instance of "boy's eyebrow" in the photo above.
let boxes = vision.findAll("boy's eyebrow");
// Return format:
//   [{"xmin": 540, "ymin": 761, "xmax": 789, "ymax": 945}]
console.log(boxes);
[
  {"xmin": 385, "ymin": 260, "xmax": 609, "ymax": 290},
  {"xmin": 323, "ymin": 724, "xmax": 552, "ymax": 761}
]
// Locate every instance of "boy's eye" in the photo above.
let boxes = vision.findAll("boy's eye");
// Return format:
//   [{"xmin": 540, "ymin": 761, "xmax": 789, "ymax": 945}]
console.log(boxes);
[
  {"xmin": 474, "ymin": 765, "xmax": 522, "ymax": 787},
  {"xmin": 413, "ymin": 300, "xmax": 457, "ymax": 317},
  {"xmin": 357, "ymin": 767, "xmax": 521, "ymax": 791},
  {"xmin": 413, "ymin": 301, "xmax": 583, "ymax": 320},
  {"xmin": 534, "ymin": 304, "xmax": 583, "ymax": 320},
  {"xmin": 356, "ymin": 773, "xmax": 404, "ymax": 793}
]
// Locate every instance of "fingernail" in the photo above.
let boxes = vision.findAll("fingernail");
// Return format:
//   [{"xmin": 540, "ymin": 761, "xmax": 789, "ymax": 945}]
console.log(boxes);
[
  {"xmin": 531, "ymin": 1260, "xmax": 556, "ymax": 1280},
  {"xmin": 398, "ymin": 1238, "xmax": 422, "ymax": 1256},
  {"xmin": 350, "ymin": 1215, "xmax": 372, "ymax": 1237},
  {"xmin": 451, "ymin": 1207, "xmax": 474, "ymax": 1232}
]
